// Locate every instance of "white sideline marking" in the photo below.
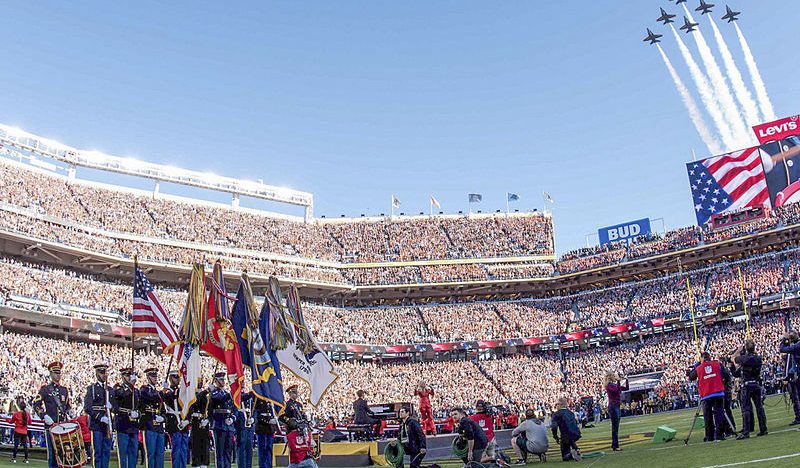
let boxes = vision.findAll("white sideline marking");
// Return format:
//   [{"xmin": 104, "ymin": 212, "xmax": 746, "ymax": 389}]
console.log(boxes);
[{"xmin": 700, "ymin": 452, "xmax": 800, "ymax": 467}]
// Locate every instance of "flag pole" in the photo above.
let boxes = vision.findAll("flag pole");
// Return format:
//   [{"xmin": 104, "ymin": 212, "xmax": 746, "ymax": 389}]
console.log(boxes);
[
  {"xmin": 505, "ymin": 193, "xmax": 509, "ymax": 215},
  {"xmin": 679, "ymin": 258, "xmax": 701, "ymax": 361},
  {"xmin": 390, "ymin": 195, "xmax": 394, "ymax": 217},
  {"xmin": 132, "ymin": 256, "xmax": 137, "ymax": 371},
  {"xmin": 738, "ymin": 266, "xmax": 751, "ymax": 339}
]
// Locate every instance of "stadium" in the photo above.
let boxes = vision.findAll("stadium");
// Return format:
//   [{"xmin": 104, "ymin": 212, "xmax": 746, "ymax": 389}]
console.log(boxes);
[{"xmin": 1, "ymin": 2, "xmax": 800, "ymax": 468}]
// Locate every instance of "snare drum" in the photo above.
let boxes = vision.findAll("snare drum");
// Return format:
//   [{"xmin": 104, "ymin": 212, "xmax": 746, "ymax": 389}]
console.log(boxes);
[{"xmin": 49, "ymin": 422, "xmax": 87, "ymax": 468}]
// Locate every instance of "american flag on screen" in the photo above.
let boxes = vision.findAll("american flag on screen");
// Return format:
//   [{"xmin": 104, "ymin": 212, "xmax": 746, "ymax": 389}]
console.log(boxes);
[
  {"xmin": 133, "ymin": 266, "xmax": 180, "ymax": 352},
  {"xmin": 687, "ymin": 147, "xmax": 771, "ymax": 225}
]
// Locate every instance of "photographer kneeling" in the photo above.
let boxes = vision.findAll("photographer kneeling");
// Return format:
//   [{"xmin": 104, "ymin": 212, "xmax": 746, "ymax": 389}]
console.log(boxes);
[
  {"xmin": 511, "ymin": 409, "xmax": 548, "ymax": 464},
  {"xmin": 729, "ymin": 339, "xmax": 768, "ymax": 439},
  {"xmin": 779, "ymin": 331, "xmax": 800, "ymax": 425}
]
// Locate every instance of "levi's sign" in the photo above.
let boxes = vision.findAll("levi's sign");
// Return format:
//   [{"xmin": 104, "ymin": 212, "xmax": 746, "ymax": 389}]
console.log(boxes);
[
  {"xmin": 598, "ymin": 218, "xmax": 651, "ymax": 246},
  {"xmin": 752, "ymin": 115, "xmax": 800, "ymax": 144}
]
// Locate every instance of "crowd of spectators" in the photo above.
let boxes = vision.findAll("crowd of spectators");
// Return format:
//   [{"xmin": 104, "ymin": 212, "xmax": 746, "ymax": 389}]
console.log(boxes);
[
  {"xmin": 1, "ymin": 309, "xmax": 791, "ymax": 422},
  {"xmin": 1, "ymin": 246, "xmax": 799, "ymax": 345},
  {"xmin": 0, "ymin": 159, "xmax": 555, "ymax": 266}
]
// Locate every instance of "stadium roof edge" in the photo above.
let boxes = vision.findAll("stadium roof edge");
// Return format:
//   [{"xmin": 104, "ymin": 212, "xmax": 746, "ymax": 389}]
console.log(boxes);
[{"xmin": 0, "ymin": 123, "xmax": 314, "ymax": 215}]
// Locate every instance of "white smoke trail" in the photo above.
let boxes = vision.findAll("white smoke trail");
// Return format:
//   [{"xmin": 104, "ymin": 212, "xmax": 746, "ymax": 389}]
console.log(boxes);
[
  {"xmin": 734, "ymin": 22, "xmax": 777, "ymax": 121},
  {"xmin": 708, "ymin": 16, "xmax": 760, "ymax": 131},
  {"xmin": 656, "ymin": 44, "xmax": 722, "ymax": 154},
  {"xmin": 682, "ymin": 5, "xmax": 749, "ymax": 146},
  {"xmin": 670, "ymin": 26, "xmax": 735, "ymax": 150}
]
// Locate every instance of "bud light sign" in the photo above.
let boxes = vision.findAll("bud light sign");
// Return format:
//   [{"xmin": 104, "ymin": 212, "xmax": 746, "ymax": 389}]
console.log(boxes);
[{"xmin": 598, "ymin": 218, "xmax": 651, "ymax": 246}]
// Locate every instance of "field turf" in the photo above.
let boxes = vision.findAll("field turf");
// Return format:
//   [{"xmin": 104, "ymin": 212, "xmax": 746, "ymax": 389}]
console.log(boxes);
[{"xmin": 2, "ymin": 394, "xmax": 799, "ymax": 467}]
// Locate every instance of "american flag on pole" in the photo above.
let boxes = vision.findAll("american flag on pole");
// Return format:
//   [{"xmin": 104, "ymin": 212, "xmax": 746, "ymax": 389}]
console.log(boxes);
[
  {"xmin": 133, "ymin": 267, "xmax": 180, "ymax": 353},
  {"xmin": 687, "ymin": 147, "xmax": 771, "ymax": 225}
]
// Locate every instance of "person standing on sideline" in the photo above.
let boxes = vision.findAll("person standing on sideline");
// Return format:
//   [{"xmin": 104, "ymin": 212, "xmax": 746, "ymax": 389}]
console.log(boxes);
[
  {"xmin": 605, "ymin": 371, "xmax": 628, "ymax": 451},
  {"xmin": 11, "ymin": 398, "xmax": 30, "ymax": 463}
]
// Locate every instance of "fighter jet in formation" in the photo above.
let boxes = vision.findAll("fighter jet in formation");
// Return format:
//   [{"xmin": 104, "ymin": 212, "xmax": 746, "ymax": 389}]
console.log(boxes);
[
  {"xmin": 643, "ymin": 28, "xmax": 663, "ymax": 45},
  {"xmin": 696, "ymin": 0, "xmax": 715, "ymax": 15},
  {"xmin": 679, "ymin": 16, "xmax": 699, "ymax": 33},
  {"xmin": 721, "ymin": 5, "xmax": 741, "ymax": 22},
  {"xmin": 674, "ymin": 0, "xmax": 687, "ymax": 4},
  {"xmin": 657, "ymin": 8, "xmax": 676, "ymax": 25}
]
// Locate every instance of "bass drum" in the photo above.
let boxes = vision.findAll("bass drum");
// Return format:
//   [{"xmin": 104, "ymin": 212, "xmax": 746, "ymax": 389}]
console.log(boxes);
[{"xmin": 49, "ymin": 422, "xmax": 87, "ymax": 468}]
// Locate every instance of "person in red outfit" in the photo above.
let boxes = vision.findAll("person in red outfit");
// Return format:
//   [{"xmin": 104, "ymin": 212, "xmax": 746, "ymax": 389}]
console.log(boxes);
[
  {"xmin": 414, "ymin": 384, "xmax": 436, "ymax": 435},
  {"xmin": 286, "ymin": 418, "xmax": 318, "ymax": 468},
  {"xmin": 11, "ymin": 399, "xmax": 30, "ymax": 463}
]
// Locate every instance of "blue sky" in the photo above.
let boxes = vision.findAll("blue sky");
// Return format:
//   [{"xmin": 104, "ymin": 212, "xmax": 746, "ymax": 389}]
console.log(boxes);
[{"xmin": 0, "ymin": 1, "xmax": 797, "ymax": 254}]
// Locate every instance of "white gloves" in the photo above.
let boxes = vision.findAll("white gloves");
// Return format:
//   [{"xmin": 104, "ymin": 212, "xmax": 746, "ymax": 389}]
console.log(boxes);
[
  {"xmin": 246, "ymin": 418, "xmax": 255, "ymax": 426},
  {"xmin": 225, "ymin": 417, "xmax": 234, "ymax": 426},
  {"xmin": 269, "ymin": 418, "xmax": 278, "ymax": 425},
  {"xmin": 100, "ymin": 416, "xmax": 111, "ymax": 425},
  {"xmin": 155, "ymin": 415, "xmax": 165, "ymax": 423},
  {"xmin": 178, "ymin": 420, "xmax": 190, "ymax": 430},
  {"xmin": 130, "ymin": 410, "xmax": 139, "ymax": 419},
  {"xmin": 200, "ymin": 419, "xmax": 209, "ymax": 428},
  {"xmin": 43, "ymin": 415, "xmax": 54, "ymax": 425},
  {"xmin": 106, "ymin": 401, "xmax": 113, "ymax": 410}
]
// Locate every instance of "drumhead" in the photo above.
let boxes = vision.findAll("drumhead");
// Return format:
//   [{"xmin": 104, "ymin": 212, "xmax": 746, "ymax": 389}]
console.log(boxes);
[{"xmin": 50, "ymin": 422, "xmax": 79, "ymax": 435}]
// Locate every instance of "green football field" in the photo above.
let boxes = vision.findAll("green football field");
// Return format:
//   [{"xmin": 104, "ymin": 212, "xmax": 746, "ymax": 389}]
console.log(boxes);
[{"xmin": 2, "ymin": 394, "xmax": 799, "ymax": 468}]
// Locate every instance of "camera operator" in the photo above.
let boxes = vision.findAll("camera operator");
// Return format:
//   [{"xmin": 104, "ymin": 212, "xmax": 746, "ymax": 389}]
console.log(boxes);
[
  {"xmin": 688, "ymin": 352, "xmax": 731, "ymax": 442},
  {"xmin": 729, "ymin": 340, "xmax": 768, "ymax": 439},
  {"xmin": 779, "ymin": 331, "xmax": 800, "ymax": 425},
  {"xmin": 718, "ymin": 357, "xmax": 737, "ymax": 438},
  {"xmin": 469, "ymin": 401, "xmax": 498, "ymax": 465}
]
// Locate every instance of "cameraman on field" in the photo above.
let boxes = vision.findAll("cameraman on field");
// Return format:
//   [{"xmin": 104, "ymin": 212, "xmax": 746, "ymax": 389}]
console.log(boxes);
[
  {"xmin": 729, "ymin": 339, "xmax": 768, "ymax": 438},
  {"xmin": 779, "ymin": 330, "xmax": 800, "ymax": 425}
]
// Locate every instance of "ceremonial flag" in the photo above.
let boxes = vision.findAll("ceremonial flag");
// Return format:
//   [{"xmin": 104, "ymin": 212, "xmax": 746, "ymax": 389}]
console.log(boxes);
[
  {"xmin": 687, "ymin": 147, "xmax": 771, "ymax": 225},
  {"xmin": 468, "ymin": 193, "xmax": 482, "ymax": 203},
  {"xmin": 430, "ymin": 195, "xmax": 440, "ymax": 209},
  {"xmin": 132, "ymin": 266, "xmax": 180, "ymax": 354},
  {"xmin": 177, "ymin": 264, "xmax": 207, "ymax": 417},
  {"xmin": 543, "ymin": 191, "xmax": 554, "ymax": 204},
  {"xmin": 200, "ymin": 262, "xmax": 244, "ymax": 407},
  {"xmin": 507, "ymin": 192, "xmax": 520, "ymax": 202},
  {"xmin": 232, "ymin": 273, "xmax": 285, "ymax": 414},
  {"xmin": 274, "ymin": 283, "xmax": 338, "ymax": 407},
  {"xmin": 177, "ymin": 342, "xmax": 200, "ymax": 419},
  {"xmin": 392, "ymin": 195, "xmax": 401, "ymax": 208}
]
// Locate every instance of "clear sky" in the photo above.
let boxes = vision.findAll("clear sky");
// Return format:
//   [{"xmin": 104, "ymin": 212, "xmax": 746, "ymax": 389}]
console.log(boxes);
[{"xmin": 0, "ymin": 1, "xmax": 797, "ymax": 254}]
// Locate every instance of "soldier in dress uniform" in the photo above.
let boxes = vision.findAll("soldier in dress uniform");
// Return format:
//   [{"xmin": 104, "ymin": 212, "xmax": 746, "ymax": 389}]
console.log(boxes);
[
  {"xmin": 189, "ymin": 378, "xmax": 211, "ymax": 468},
  {"xmin": 254, "ymin": 397, "xmax": 279, "ymax": 468},
  {"xmin": 112, "ymin": 367, "xmax": 141, "ymax": 468},
  {"xmin": 235, "ymin": 391, "xmax": 256, "ymax": 468},
  {"xmin": 33, "ymin": 361, "xmax": 71, "ymax": 468},
  {"xmin": 209, "ymin": 372, "xmax": 236, "ymax": 468},
  {"xmin": 141, "ymin": 367, "xmax": 166, "ymax": 468},
  {"xmin": 280, "ymin": 385, "xmax": 305, "ymax": 425},
  {"xmin": 83, "ymin": 364, "xmax": 113, "ymax": 468},
  {"xmin": 163, "ymin": 371, "xmax": 189, "ymax": 468}
]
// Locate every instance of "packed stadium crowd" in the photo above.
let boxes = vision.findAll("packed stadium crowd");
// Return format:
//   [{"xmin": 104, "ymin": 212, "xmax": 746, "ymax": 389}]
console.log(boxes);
[
  {"xmin": 0, "ymin": 159, "xmax": 554, "ymax": 265},
  {"xmin": 4, "ymin": 157, "xmax": 800, "ymax": 291},
  {"xmin": 1, "ymin": 246, "xmax": 798, "ymax": 345},
  {"xmin": 0, "ymin": 307, "xmax": 792, "ymax": 422}
]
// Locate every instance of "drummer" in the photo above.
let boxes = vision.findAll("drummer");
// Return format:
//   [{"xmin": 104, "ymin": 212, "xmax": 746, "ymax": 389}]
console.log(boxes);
[
  {"xmin": 83, "ymin": 363, "xmax": 112, "ymax": 468},
  {"xmin": 33, "ymin": 361, "xmax": 71, "ymax": 468}
]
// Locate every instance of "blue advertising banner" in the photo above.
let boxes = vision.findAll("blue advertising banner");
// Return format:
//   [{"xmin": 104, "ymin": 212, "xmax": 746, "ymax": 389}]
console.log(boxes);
[{"xmin": 598, "ymin": 218, "xmax": 651, "ymax": 246}]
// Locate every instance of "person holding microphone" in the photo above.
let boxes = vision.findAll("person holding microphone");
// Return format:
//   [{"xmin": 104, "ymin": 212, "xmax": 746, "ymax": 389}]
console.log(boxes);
[{"xmin": 605, "ymin": 370, "xmax": 628, "ymax": 452}]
